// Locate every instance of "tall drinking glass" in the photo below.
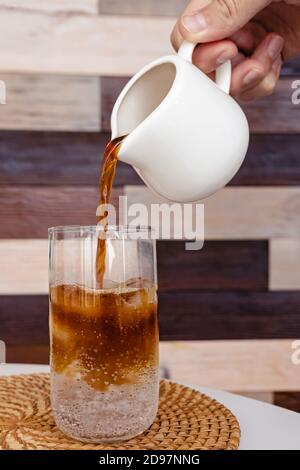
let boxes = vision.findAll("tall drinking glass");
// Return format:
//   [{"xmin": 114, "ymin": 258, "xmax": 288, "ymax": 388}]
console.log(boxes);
[{"xmin": 49, "ymin": 226, "xmax": 159, "ymax": 443}]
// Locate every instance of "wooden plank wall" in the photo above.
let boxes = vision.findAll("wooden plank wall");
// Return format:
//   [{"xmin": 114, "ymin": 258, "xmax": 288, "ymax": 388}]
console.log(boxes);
[{"xmin": 0, "ymin": 1, "xmax": 300, "ymax": 411}]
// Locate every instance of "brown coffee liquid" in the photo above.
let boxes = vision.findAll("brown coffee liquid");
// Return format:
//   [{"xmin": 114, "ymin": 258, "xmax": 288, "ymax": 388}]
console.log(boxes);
[
  {"xmin": 96, "ymin": 136, "xmax": 126, "ymax": 287},
  {"xmin": 50, "ymin": 282, "xmax": 158, "ymax": 391}
]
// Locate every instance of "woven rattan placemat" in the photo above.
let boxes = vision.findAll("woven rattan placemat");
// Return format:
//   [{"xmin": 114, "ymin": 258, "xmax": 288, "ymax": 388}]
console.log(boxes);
[{"xmin": 0, "ymin": 374, "xmax": 240, "ymax": 450}]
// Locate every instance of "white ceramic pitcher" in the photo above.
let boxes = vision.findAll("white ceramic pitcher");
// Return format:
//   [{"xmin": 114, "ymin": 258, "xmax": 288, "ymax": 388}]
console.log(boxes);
[{"xmin": 111, "ymin": 41, "xmax": 249, "ymax": 202}]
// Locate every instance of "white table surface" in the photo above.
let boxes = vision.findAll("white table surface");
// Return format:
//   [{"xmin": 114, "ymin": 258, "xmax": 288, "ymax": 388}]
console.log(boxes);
[{"xmin": 1, "ymin": 363, "xmax": 300, "ymax": 450}]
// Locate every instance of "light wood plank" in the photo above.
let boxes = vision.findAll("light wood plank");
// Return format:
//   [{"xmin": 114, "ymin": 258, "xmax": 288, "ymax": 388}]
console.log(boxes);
[
  {"xmin": 233, "ymin": 391, "xmax": 274, "ymax": 404},
  {"xmin": 0, "ymin": 74, "xmax": 100, "ymax": 131},
  {"xmin": 0, "ymin": 186, "xmax": 122, "ymax": 239},
  {"xmin": 99, "ymin": 0, "xmax": 186, "ymax": 16},
  {"xmin": 0, "ymin": 240, "xmax": 48, "ymax": 294},
  {"xmin": 0, "ymin": 1, "xmax": 99, "ymax": 14},
  {"xmin": 124, "ymin": 186, "xmax": 300, "ymax": 239},
  {"xmin": 270, "ymin": 239, "xmax": 300, "ymax": 291},
  {"xmin": 0, "ymin": 9, "xmax": 173, "ymax": 75},
  {"xmin": 160, "ymin": 340, "xmax": 300, "ymax": 392}
]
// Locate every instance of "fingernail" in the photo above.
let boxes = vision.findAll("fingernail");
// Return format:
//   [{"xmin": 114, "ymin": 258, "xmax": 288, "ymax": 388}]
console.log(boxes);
[
  {"xmin": 216, "ymin": 50, "xmax": 233, "ymax": 65},
  {"xmin": 243, "ymin": 70, "xmax": 262, "ymax": 86},
  {"xmin": 268, "ymin": 36, "xmax": 284, "ymax": 60},
  {"xmin": 182, "ymin": 12, "xmax": 207, "ymax": 33}
]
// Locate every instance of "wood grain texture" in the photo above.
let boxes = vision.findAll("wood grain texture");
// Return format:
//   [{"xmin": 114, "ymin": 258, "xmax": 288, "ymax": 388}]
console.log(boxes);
[
  {"xmin": 160, "ymin": 340, "xmax": 300, "ymax": 392},
  {"xmin": 0, "ymin": 295, "xmax": 49, "ymax": 345},
  {"xmin": 0, "ymin": 239, "xmax": 268, "ymax": 294},
  {"xmin": 99, "ymin": 0, "xmax": 186, "ymax": 16},
  {"xmin": 0, "ymin": 8, "xmax": 173, "ymax": 75},
  {"xmin": 2, "ymin": 132, "xmax": 300, "ymax": 187},
  {"xmin": 269, "ymin": 239, "xmax": 300, "ymax": 291},
  {"xmin": 0, "ymin": 74, "xmax": 101, "ymax": 131},
  {"xmin": 282, "ymin": 57, "xmax": 300, "ymax": 75},
  {"xmin": 274, "ymin": 392, "xmax": 300, "ymax": 413},
  {"xmin": 244, "ymin": 78, "xmax": 300, "ymax": 133},
  {"xmin": 0, "ymin": 240, "xmax": 48, "ymax": 294},
  {"xmin": 125, "ymin": 186, "xmax": 300, "ymax": 240},
  {"xmin": 157, "ymin": 241, "xmax": 268, "ymax": 291},
  {"xmin": 0, "ymin": 131, "xmax": 109, "ymax": 186},
  {"xmin": 0, "ymin": 1, "xmax": 99, "ymax": 14},
  {"xmin": 6, "ymin": 345, "xmax": 49, "ymax": 365},
  {"xmin": 101, "ymin": 77, "xmax": 300, "ymax": 133},
  {"xmin": 0, "ymin": 4, "xmax": 299, "ymax": 78},
  {"xmin": 0, "ymin": 131, "xmax": 136, "ymax": 187},
  {"xmin": 101, "ymin": 77, "xmax": 129, "ymax": 131},
  {"xmin": 0, "ymin": 186, "xmax": 122, "ymax": 238},
  {"xmin": 158, "ymin": 291, "xmax": 300, "ymax": 340},
  {"xmin": 231, "ymin": 134, "xmax": 300, "ymax": 186}
]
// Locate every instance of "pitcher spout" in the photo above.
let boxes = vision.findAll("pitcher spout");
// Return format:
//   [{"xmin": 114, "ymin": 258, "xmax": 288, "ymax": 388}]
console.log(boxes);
[{"xmin": 114, "ymin": 133, "xmax": 142, "ymax": 169}]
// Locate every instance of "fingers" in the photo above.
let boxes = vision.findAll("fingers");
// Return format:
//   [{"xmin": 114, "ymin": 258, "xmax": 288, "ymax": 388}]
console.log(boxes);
[
  {"xmin": 170, "ymin": 1, "xmax": 269, "ymax": 81},
  {"xmin": 238, "ymin": 55, "xmax": 282, "ymax": 101},
  {"xmin": 192, "ymin": 40, "xmax": 238, "ymax": 73},
  {"xmin": 171, "ymin": 19, "xmax": 183, "ymax": 52},
  {"xmin": 230, "ymin": 21, "xmax": 266, "ymax": 55},
  {"xmin": 172, "ymin": 0, "xmax": 271, "ymax": 46},
  {"xmin": 230, "ymin": 33, "xmax": 284, "ymax": 100},
  {"xmin": 171, "ymin": 0, "xmax": 283, "ymax": 101}
]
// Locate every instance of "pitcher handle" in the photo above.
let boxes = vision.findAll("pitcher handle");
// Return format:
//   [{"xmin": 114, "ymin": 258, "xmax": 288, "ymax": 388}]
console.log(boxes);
[{"xmin": 178, "ymin": 41, "xmax": 231, "ymax": 95}]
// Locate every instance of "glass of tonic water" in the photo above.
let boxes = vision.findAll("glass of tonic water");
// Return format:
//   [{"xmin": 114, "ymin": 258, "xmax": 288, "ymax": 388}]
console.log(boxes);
[{"xmin": 49, "ymin": 226, "xmax": 159, "ymax": 443}]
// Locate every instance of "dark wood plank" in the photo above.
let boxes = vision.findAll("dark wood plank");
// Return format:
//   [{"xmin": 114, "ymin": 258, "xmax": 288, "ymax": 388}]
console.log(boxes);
[
  {"xmin": 2, "ymin": 292, "xmax": 300, "ymax": 347},
  {"xmin": 0, "ymin": 295, "xmax": 49, "ymax": 346},
  {"xmin": 274, "ymin": 392, "xmax": 300, "ymax": 413},
  {"xmin": 0, "ymin": 130, "xmax": 105, "ymax": 186},
  {"xmin": 244, "ymin": 78, "xmax": 300, "ymax": 133},
  {"xmin": 101, "ymin": 77, "xmax": 300, "ymax": 133},
  {"xmin": 157, "ymin": 241, "xmax": 268, "ymax": 291},
  {"xmin": 0, "ymin": 186, "xmax": 122, "ymax": 238},
  {"xmin": 158, "ymin": 291, "xmax": 300, "ymax": 340},
  {"xmin": 0, "ymin": 131, "xmax": 138, "ymax": 187},
  {"xmin": 282, "ymin": 57, "xmax": 300, "ymax": 76},
  {"xmin": 231, "ymin": 134, "xmax": 300, "ymax": 186},
  {"xmin": 6, "ymin": 345, "xmax": 49, "ymax": 365},
  {"xmin": 101, "ymin": 77, "xmax": 130, "ymax": 131},
  {"xmin": 2, "ymin": 131, "xmax": 300, "ymax": 187}
]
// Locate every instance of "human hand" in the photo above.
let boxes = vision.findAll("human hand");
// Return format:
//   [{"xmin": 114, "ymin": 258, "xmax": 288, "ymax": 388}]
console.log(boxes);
[{"xmin": 171, "ymin": 0, "xmax": 300, "ymax": 100}]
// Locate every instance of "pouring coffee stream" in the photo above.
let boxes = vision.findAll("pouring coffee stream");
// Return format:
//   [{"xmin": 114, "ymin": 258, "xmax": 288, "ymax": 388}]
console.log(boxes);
[{"xmin": 96, "ymin": 135, "xmax": 126, "ymax": 287}]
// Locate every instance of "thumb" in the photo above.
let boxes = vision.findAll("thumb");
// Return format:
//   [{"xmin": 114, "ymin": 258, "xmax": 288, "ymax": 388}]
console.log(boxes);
[{"xmin": 177, "ymin": 0, "xmax": 271, "ymax": 43}]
